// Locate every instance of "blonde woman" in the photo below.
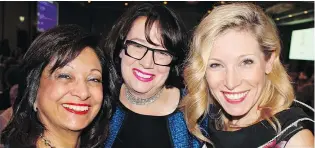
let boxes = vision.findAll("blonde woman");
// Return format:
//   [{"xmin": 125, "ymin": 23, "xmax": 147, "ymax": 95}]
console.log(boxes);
[{"xmin": 182, "ymin": 3, "xmax": 314, "ymax": 148}]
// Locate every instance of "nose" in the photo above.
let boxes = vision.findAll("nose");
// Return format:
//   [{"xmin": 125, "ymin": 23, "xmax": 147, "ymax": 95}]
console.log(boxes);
[
  {"xmin": 71, "ymin": 80, "xmax": 91, "ymax": 100},
  {"xmin": 139, "ymin": 50, "xmax": 154, "ymax": 69},
  {"xmin": 224, "ymin": 67, "xmax": 241, "ymax": 90}
]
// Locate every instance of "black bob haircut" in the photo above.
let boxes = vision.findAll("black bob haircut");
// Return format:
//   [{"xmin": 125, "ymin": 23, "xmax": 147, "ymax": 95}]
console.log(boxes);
[
  {"xmin": 1, "ymin": 24, "xmax": 117, "ymax": 148},
  {"xmin": 102, "ymin": 2, "xmax": 188, "ymax": 90}
]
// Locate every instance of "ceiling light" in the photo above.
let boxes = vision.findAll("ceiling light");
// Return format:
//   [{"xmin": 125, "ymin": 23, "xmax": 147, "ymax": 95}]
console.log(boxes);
[
  {"xmin": 124, "ymin": 2, "xmax": 128, "ymax": 6},
  {"xmin": 19, "ymin": 16, "xmax": 25, "ymax": 22},
  {"xmin": 88, "ymin": 1, "xmax": 91, "ymax": 3},
  {"xmin": 164, "ymin": 1, "xmax": 167, "ymax": 5}
]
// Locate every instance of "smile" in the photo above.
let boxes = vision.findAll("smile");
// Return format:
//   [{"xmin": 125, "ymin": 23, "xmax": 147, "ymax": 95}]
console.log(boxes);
[
  {"xmin": 62, "ymin": 103, "xmax": 90, "ymax": 115},
  {"xmin": 133, "ymin": 68, "xmax": 155, "ymax": 82},
  {"xmin": 222, "ymin": 91, "xmax": 249, "ymax": 104}
]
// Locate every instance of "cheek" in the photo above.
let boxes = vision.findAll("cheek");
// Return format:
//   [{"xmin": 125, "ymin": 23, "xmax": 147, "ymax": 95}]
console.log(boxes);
[
  {"xmin": 121, "ymin": 56, "xmax": 136, "ymax": 75},
  {"xmin": 90, "ymin": 86, "xmax": 103, "ymax": 104},
  {"xmin": 156, "ymin": 66, "xmax": 170, "ymax": 78},
  {"xmin": 206, "ymin": 70, "xmax": 223, "ymax": 90},
  {"xmin": 37, "ymin": 79, "xmax": 66, "ymax": 102},
  {"xmin": 121, "ymin": 52, "xmax": 136, "ymax": 66},
  {"xmin": 241, "ymin": 66, "xmax": 266, "ymax": 86}
]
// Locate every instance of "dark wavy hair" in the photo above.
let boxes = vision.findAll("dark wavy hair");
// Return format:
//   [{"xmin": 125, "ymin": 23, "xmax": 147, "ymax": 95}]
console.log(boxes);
[
  {"xmin": 1, "ymin": 24, "xmax": 117, "ymax": 148},
  {"xmin": 102, "ymin": 3, "xmax": 188, "ymax": 92}
]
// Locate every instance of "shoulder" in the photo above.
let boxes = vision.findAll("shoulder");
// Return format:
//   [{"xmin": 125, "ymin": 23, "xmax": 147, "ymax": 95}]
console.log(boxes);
[
  {"xmin": 275, "ymin": 107, "xmax": 314, "ymax": 147},
  {"xmin": 275, "ymin": 107, "xmax": 312, "ymax": 128},
  {"xmin": 275, "ymin": 107, "xmax": 313, "ymax": 134},
  {"xmin": 285, "ymin": 129, "xmax": 314, "ymax": 147}
]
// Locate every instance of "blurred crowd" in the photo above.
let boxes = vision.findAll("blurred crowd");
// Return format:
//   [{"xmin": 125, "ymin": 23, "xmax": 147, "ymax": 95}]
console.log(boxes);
[
  {"xmin": 0, "ymin": 39, "xmax": 23, "ymax": 132},
  {"xmin": 288, "ymin": 62, "xmax": 314, "ymax": 118}
]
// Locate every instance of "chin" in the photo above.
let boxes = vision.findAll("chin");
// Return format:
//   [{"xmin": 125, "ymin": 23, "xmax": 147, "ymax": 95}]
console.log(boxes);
[
  {"xmin": 131, "ymin": 84, "xmax": 152, "ymax": 93},
  {"xmin": 62, "ymin": 120, "xmax": 92, "ymax": 131},
  {"xmin": 224, "ymin": 107, "xmax": 249, "ymax": 117},
  {"xmin": 66, "ymin": 124, "xmax": 89, "ymax": 132}
]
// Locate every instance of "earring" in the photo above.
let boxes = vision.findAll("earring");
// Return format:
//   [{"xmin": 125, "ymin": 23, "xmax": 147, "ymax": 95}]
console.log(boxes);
[
  {"xmin": 33, "ymin": 103, "xmax": 38, "ymax": 112},
  {"xmin": 209, "ymin": 107, "xmax": 222, "ymax": 119}
]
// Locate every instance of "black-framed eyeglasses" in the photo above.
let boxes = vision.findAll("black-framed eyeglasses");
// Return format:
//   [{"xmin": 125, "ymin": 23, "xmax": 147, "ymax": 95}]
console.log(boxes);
[{"xmin": 122, "ymin": 40, "xmax": 176, "ymax": 66}]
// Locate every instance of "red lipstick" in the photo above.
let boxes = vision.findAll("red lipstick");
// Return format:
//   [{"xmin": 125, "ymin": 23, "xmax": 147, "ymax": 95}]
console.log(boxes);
[
  {"xmin": 62, "ymin": 103, "xmax": 90, "ymax": 115},
  {"xmin": 222, "ymin": 91, "xmax": 248, "ymax": 104}
]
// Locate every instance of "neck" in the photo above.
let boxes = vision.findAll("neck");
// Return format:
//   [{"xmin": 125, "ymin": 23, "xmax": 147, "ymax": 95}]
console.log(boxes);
[
  {"xmin": 120, "ymin": 84, "xmax": 180, "ymax": 116},
  {"xmin": 38, "ymin": 130, "xmax": 80, "ymax": 148},
  {"xmin": 224, "ymin": 108, "xmax": 261, "ymax": 131},
  {"xmin": 123, "ymin": 84, "xmax": 164, "ymax": 99},
  {"xmin": 123, "ymin": 84, "xmax": 164, "ymax": 106}
]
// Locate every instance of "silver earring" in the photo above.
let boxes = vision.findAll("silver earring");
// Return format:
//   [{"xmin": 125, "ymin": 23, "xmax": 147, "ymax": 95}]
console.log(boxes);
[
  {"xmin": 33, "ymin": 103, "xmax": 38, "ymax": 112},
  {"xmin": 209, "ymin": 107, "xmax": 222, "ymax": 119}
]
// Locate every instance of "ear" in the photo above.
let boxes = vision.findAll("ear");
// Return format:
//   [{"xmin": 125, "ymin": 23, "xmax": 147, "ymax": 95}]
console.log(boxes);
[
  {"xmin": 119, "ymin": 49, "xmax": 124, "ymax": 58},
  {"xmin": 265, "ymin": 51, "xmax": 276, "ymax": 74}
]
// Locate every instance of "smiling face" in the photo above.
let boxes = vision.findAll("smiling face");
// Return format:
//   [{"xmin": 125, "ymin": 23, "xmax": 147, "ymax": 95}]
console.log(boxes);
[
  {"xmin": 205, "ymin": 29, "xmax": 274, "ymax": 119},
  {"xmin": 119, "ymin": 16, "xmax": 170, "ymax": 98},
  {"xmin": 36, "ymin": 47, "xmax": 103, "ymax": 132}
]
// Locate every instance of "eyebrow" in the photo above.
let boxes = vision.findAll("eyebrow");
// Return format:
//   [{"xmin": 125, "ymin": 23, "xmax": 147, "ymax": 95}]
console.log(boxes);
[
  {"xmin": 209, "ymin": 54, "xmax": 256, "ymax": 61},
  {"xmin": 91, "ymin": 69, "xmax": 102, "ymax": 74},
  {"xmin": 208, "ymin": 58, "xmax": 223, "ymax": 63},
  {"xmin": 65, "ymin": 64, "xmax": 74, "ymax": 69},
  {"xmin": 65, "ymin": 64, "xmax": 101, "ymax": 74},
  {"xmin": 238, "ymin": 54, "xmax": 255, "ymax": 58},
  {"xmin": 128, "ymin": 38, "xmax": 147, "ymax": 43},
  {"xmin": 128, "ymin": 37, "xmax": 163, "ymax": 48}
]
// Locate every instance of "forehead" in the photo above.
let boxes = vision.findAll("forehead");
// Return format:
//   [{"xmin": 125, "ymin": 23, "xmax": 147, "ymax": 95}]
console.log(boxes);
[
  {"xmin": 47, "ymin": 47, "xmax": 101, "ymax": 73},
  {"xmin": 127, "ymin": 16, "xmax": 162, "ymax": 45},
  {"xmin": 210, "ymin": 29, "xmax": 261, "ymax": 58},
  {"xmin": 74, "ymin": 47, "xmax": 101, "ymax": 66}
]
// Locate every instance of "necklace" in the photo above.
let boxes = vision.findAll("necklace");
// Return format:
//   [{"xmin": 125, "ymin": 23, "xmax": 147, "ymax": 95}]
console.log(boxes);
[
  {"xmin": 40, "ymin": 134, "xmax": 56, "ymax": 148},
  {"xmin": 125, "ymin": 85, "xmax": 163, "ymax": 105}
]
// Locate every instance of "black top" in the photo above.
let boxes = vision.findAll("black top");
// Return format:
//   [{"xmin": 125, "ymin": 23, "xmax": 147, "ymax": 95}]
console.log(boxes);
[
  {"xmin": 207, "ymin": 107, "xmax": 312, "ymax": 148},
  {"xmin": 112, "ymin": 102, "xmax": 173, "ymax": 148}
]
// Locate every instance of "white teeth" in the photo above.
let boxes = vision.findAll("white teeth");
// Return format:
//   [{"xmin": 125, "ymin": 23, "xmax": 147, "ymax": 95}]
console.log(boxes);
[
  {"xmin": 135, "ymin": 71, "xmax": 152, "ymax": 79},
  {"xmin": 224, "ymin": 91, "xmax": 248, "ymax": 100},
  {"xmin": 62, "ymin": 104, "xmax": 89, "ymax": 111}
]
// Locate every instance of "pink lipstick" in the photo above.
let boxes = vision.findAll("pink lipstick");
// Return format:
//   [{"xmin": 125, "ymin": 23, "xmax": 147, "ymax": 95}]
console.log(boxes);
[{"xmin": 132, "ymin": 68, "xmax": 155, "ymax": 82}]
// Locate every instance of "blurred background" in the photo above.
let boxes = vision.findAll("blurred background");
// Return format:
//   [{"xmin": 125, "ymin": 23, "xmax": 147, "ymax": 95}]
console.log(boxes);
[{"xmin": 0, "ymin": 1, "xmax": 314, "ymax": 131}]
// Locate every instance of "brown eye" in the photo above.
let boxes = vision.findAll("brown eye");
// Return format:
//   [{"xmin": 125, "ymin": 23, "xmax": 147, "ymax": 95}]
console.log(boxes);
[
  {"xmin": 88, "ymin": 78, "xmax": 102, "ymax": 83},
  {"xmin": 57, "ymin": 74, "xmax": 71, "ymax": 79},
  {"xmin": 242, "ymin": 59, "xmax": 254, "ymax": 65},
  {"xmin": 88, "ymin": 75, "xmax": 102, "ymax": 83}
]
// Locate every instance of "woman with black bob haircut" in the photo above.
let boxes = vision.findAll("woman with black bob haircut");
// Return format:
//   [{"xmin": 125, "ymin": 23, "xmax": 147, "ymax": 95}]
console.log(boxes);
[
  {"xmin": 106, "ymin": 2, "xmax": 187, "ymax": 88},
  {"xmin": 1, "ymin": 24, "xmax": 116, "ymax": 148},
  {"xmin": 102, "ymin": 2, "xmax": 203, "ymax": 148}
]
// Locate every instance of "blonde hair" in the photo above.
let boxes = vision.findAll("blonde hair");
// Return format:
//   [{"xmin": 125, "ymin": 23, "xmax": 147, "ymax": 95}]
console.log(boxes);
[{"xmin": 181, "ymin": 2, "xmax": 295, "ymax": 143}]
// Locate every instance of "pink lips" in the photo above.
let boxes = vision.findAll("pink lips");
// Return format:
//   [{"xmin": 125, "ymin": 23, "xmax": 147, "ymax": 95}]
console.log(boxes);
[
  {"xmin": 222, "ymin": 91, "xmax": 248, "ymax": 104},
  {"xmin": 132, "ymin": 68, "xmax": 155, "ymax": 82}
]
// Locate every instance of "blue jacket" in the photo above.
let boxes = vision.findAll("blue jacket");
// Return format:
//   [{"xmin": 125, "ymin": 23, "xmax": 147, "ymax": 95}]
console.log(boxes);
[{"xmin": 104, "ymin": 104, "xmax": 206, "ymax": 148}]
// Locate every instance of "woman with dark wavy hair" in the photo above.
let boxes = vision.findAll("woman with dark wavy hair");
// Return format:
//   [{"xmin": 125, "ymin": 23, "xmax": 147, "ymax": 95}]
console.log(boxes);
[{"xmin": 1, "ymin": 24, "xmax": 117, "ymax": 148}]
